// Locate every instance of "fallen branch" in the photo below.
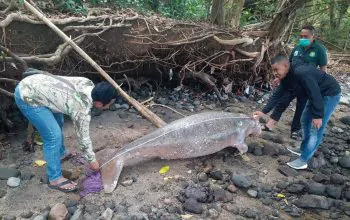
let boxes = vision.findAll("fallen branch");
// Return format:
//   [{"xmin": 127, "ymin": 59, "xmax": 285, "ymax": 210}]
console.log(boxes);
[
  {"xmin": 213, "ymin": 36, "xmax": 253, "ymax": 47},
  {"xmin": 0, "ymin": 78, "xmax": 19, "ymax": 84},
  {"xmin": 232, "ymin": 47, "xmax": 260, "ymax": 58},
  {"xmin": 149, "ymin": 103, "xmax": 187, "ymax": 117}
]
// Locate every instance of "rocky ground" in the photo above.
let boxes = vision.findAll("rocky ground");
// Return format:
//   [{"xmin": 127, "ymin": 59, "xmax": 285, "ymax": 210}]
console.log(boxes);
[{"xmin": 1, "ymin": 84, "xmax": 350, "ymax": 220}]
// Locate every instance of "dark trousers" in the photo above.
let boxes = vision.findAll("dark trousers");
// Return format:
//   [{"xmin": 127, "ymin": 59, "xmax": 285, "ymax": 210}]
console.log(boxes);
[{"xmin": 291, "ymin": 95, "xmax": 307, "ymax": 133}]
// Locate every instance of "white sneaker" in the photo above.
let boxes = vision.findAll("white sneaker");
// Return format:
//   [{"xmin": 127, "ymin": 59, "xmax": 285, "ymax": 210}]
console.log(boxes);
[
  {"xmin": 287, "ymin": 147, "xmax": 301, "ymax": 156},
  {"xmin": 287, "ymin": 158, "xmax": 308, "ymax": 170}
]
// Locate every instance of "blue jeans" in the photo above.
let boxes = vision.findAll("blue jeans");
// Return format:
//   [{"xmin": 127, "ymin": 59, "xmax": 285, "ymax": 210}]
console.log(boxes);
[
  {"xmin": 15, "ymin": 86, "xmax": 66, "ymax": 182},
  {"xmin": 300, "ymin": 93, "xmax": 341, "ymax": 162}
]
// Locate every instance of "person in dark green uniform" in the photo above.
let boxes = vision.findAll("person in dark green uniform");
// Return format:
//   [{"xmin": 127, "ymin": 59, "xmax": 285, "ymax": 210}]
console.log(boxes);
[{"xmin": 258, "ymin": 26, "xmax": 328, "ymax": 140}]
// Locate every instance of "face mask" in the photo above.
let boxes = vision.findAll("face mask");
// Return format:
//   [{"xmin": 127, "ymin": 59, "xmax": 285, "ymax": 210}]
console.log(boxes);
[{"xmin": 299, "ymin": 38, "xmax": 311, "ymax": 47}]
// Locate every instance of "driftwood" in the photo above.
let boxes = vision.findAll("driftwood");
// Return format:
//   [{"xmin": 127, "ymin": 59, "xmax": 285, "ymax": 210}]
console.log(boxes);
[{"xmin": 23, "ymin": 0, "xmax": 166, "ymax": 128}]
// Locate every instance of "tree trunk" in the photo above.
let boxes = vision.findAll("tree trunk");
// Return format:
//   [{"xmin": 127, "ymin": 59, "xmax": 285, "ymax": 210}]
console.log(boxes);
[
  {"xmin": 329, "ymin": 0, "xmax": 337, "ymax": 29},
  {"xmin": 211, "ymin": 0, "xmax": 225, "ymax": 26},
  {"xmin": 225, "ymin": 0, "xmax": 245, "ymax": 28},
  {"xmin": 268, "ymin": 0, "xmax": 309, "ymax": 45}
]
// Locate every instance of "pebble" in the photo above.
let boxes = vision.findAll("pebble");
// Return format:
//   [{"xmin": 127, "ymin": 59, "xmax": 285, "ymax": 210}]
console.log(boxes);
[
  {"xmin": 339, "ymin": 156, "xmax": 350, "ymax": 169},
  {"xmin": 7, "ymin": 177, "xmax": 20, "ymax": 187},
  {"xmin": 164, "ymin": 198, "xmax": 172, "ymax": 205},
  {"xmin": 0, "ymin": 168, "xmax": 20, "ymax": 180},
  {"xmin": 49, "ymin": 203, "xmax": 68, "ymax": 220},
  {"xmin": 120, "ymin": 179, "xmax": 133, "ymax": 187},
  {"xmin": 213, "ymin": 187, "xmax": 233, "ymax": 202},
  {"xmin": 33, "ymin": 215, "xmax": 45, "ymax": 220},
  {"xmin": 0, "ymin": 189, "xmax": 6, "ymax": 198},
  {"xmin": 20, "ymin": 211, "xmax": 34, "ymax": 218},
  {"xmin": 183, "ymin": 198, "xmax": 203, "ymax": 214},
  {"xmin": 70, "ymin": 208, "xmax": 83, "ymax": 220},
  {"xmin": 231, "ymin": 175, "xmax": 252, "ymax": 189},
  {"xmin": 244, "ymin": 208, "xmax": 259, "ymax": 218},
  {"xmin": 197, "ymin": 172, "xmax": 208, "ymax": 182},
  {"xmin": 326, "ymin": 185, "xmax": 343, "ymax": 199},
  {"xmin": 330, "ymin": 156, "xmax": 339, "ymax": 164},
  {"xmin": 294, "ymin": 195, "xmax": 331, "ymax": 209},
  {"xmin": 101, "ymin": 208, "xmax": 114, "ymax": 220},
  {"xmin": 208, "ymin": 208, "xmax": 219, "ymax": 218},
  {"xmin": 262, "ymin": 142, "xmax": 280, "ymax": 156},
  {"xmin": 226, "ymin": 184, "xmax": 238, "ymax": 193},
  {"xmin": 247, "ymin": 189, "xmax": 258, "ymax": 198},
  {"xmin": 210, "ymin": 170, "xmax": 223, "ymax": 180},
  {"xmin": 331, "ymin": 127, "xmax": 344, "ymax": 133}
]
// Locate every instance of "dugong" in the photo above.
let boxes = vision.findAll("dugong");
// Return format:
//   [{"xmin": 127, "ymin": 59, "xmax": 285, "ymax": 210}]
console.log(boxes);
[{"xmin": 96, "ymin": 111, "xmax": 261, "ymax": 193}]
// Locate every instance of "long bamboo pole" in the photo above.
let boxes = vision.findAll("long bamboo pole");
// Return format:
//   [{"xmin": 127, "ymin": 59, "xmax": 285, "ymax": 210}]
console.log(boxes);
[{"xmin": 23, "ymin": 0, "xmax": 166, "ymax": 128}]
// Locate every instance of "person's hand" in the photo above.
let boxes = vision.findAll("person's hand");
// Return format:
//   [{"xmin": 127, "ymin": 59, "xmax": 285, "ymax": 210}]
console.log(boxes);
[
  {"xmin": 312, "ymin": 119, "xmax": 322, "ymax": 129},
  {"xmin": 89, "ymin": 160, "xmax": 100, "ymax": 171},
  {"xmin": 253, "ymin": 111, "xmax": 265, "ymax": 120},
  {"xmin": 272, "ymin": 78, "xmax": 280, "ymax": 88}
]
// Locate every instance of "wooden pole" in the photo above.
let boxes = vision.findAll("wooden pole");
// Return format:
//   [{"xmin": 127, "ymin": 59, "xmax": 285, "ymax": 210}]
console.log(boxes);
[{"xmin": 23, "ymin": 0, "xmax": 166, "ymax": 128}]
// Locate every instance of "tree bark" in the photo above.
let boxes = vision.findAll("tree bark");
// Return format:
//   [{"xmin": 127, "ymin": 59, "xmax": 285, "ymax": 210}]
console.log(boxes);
[
  {"xmin": 268, "ymin": 0, "xmax": 309, "ymax": 45},
  {"xmin": 225, "ymin": 0, "xmax": 245, "ymax": 28},
  {"xmin": 211, "ymin": 0, "xmax": 225, "ymax": 26}
]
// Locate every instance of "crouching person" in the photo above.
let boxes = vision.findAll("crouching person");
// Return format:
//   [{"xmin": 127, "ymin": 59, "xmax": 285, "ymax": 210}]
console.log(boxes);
[
  {"xmin": 15, "ymin": 69, "xmax": 113, "ymax": 192},
  {"xmin": 254, "ymin": 55, "xmax": 341, "ymax": 170}
]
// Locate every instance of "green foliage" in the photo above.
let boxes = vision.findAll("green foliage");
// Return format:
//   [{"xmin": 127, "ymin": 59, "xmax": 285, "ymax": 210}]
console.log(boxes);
[{"xmin": 52, "ymin": 0, "xmax": 87, "ymax": 14}]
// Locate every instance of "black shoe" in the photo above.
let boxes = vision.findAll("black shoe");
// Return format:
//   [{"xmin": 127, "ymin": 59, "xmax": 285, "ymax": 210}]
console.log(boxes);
[{"xmin": 290, "ymin": 130, "xmax": 302, "ymax": 140}]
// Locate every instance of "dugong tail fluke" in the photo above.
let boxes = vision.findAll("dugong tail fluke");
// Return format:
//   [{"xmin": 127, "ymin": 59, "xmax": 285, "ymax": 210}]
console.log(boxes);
[{"xmin": 96, "ymin": 111, "xmax": 261, "ymax": 193}]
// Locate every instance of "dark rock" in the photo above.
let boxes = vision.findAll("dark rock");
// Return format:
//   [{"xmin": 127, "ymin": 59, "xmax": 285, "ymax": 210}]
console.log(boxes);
[
  {"xmin": 0, "ymin": 189, "xmax": 6, "ymax": 198},
  {"xmin": 253, "ymin": 147, "xmax": 263, "ymax": 156},
  {"xmin": 294, "ymin": 195, "xmax": 331, "ymax": 209},
  {"xmin": 278, "ymin": 165, "xmax": 298, "ymax": 177},
  {"xmin": 286, "ymin": 184, "xmax": 304, "ymax": 193},
  {"xmin": 339, "ymin": 157, "xmax": 350, "ymax": 169},
  {"xmin": 330, "ymin": 157, "xmax": 339, "ymax": 164},
  {"xmin": 330, "ymin": 174, "xmax": 346, "ymax": 185},
  {"xmin": 244, "ymin": 208, "xmax": 259, "ymax": 218},
  {"xmin": 197, "ymin": 172, "xmax": 208, "ymax": 182},
  {"xmin": 70, "ymin": 208, "xmax": 83, "ymax": 220},
  {"xmin": 306, "ymin": 182, "xmax": 326, "ymax": 196},
  {"xmin": 85, "ymin": 204, "xmax": 100, "ymax": 215},
  {"xmin": 64, "ymin": 200, "xmax": 78, "ymax": 207},
  {"xmin": 231, "ymin": 175, "xmax": 252, "ymax": 189},
  {"xmin": 91, "ymin": 108, "xmax": 102, "ymax": 117},
  {"xmin": 104, "ymin": 201, "xmax": 115, "ymax": 210},
  {"xmin": 20, "ymin": 211, "xmax": 34, "ymax": 218},
  {"xmin": 68, "ymin": 206, "xmax": 78, "ymax": 215},
  {"xmin": 213, "ymin": 187, "xmax": 233, "ymax": 202},
  {"xmin": 262, "ymin": 133, "xmax": 284, "ymax": 144},
  {"xmin": 326, "ymin": 185, "xmax": 343, "ymax": 199},
  {"xmin": 184, "ymin": 186, "xmax": 209, "ymax": 202},
  {"xmin": 0, "ymin": 168, "xmax": 20, "ymax": 180},
  {"xmin": 183, "ymin": 198, "xmax": 203, "ymax": 214},
  {"xmin": 261, "ymin": 197, "xmax": 274, "ymax": 205},
  {"xmin": 247, "ymin": 141, "xmax": 261, "ymax": 153},
  {"xmin": 313, "ymin": 173, "xmax": 330, "ymax": 183},
  {"xmin": 276, "ymin": 181, "xmax": 288, "ymax": 189},
  {"xmin": 286, "ymin": 206, "xmax": 302, "ymax": 217},
  {"xmin": 340, "ymin": 116, "xmax": 350, "ymax": 125},
  {"xmin": 210, "ymin": 170, "xmax": 223, "ymax": 180},
  {"xmin": 344, "ymin": 190, "xmax": 350, "ymax": 200},
  {"xmin": 180, "ymin": 181, "xmax": 189, "ymax": 189},
  {"xmin": 262, "ymin": 142, "xmax": 280, "ymax": 156}
]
